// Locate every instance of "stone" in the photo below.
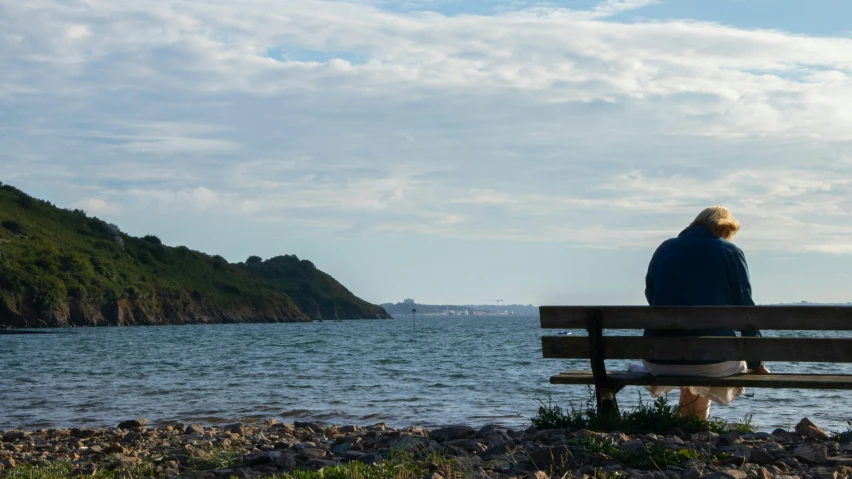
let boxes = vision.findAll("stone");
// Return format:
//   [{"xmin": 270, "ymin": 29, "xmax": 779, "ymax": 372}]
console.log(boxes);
[
  {"xmin": 682, "ymin": 468, "xmax": 701, "ymax": 479},
  {"xmin": 528, "ymin": 471, "xmax": 549, "ymax": 479},
  {"xmin": 430, "ymin": 425, "xmax": 475, "ymax": 442},
  {"xmin": 108, "ymin": 454, "xmax": 140, "ymax": 469},
  {"xmin": 246, "ymin": 450, "xmax": 280, "ymax": 466},
  {"xmin": 793, "ymin": 443, "xmax": 828, "ymax": 465},
  {"xmin": 104, "ymin": 443, "xmax": 125, "ymax": 454},
  {"xmin": 69, "ymin": 428, "xmax": 95, "ymax": 438},
  {"xmin": 703, "ymin": 470, "xmax": 746, "ymax": 479},
  {"xmin": 794, "ymin": 418, "xmax": 829, "ymax": 440},
  {"xmin": 392, "ymin": 435, "xmax": 427, "ymax": 452},
  {"xmin": 332, "ymin": 442, "xmax": 352, "ymax": 455},
  {"xmin": 813, "ymin": 470, "xmax": 838, "ymax": 479},
  {"xmin": 294, "ymin": 421, "xmax": 323, "ymax": 432},
  {"xmin": 528, "ymin": 445, "xmax": 576, "ymax": 471},
  {"xmin": 339, "ymin": 425, "xmax": 359, "ymax": 433},
  {"xmin": 1, "ymin": 431, "xmax": 27, "ymax": 442},
  {"xmin": 300, "ymin": 447, "xmax": 328, "ymax": 460},
  {"xmin": 691, "ymin": 432, "xmax": 718, "ymax": 443},
  {"xmin": 621, "ymin": 439, "xmax": 646, "ymax": 451},
  {"xmin": 748, "ymin": 448, "xmax": 775, "ymax": 465},
  {"xmin": 264, "ymin": 418, "xmax": 278, "ymax": 426},
  {"xmin": 756, "ymin": 468, "xmax": 771, "ymax": 479},
  {"xmin": 1, "ymin": 457, "xmax": 16, "ymax": 469},
  {"xmin": 230, "ymin": 467, "xmax": 251, "ymax": 478},
  {"xmin": 186, "ymin": 424, "xmax": 205, "ymax": 435},
  {"xmin": 226, "ymin": 423, "xmax": 246, "ymax": 435},
  {"xmin": 117, "ymin": 419, "xmax": 147, "ymax": 429},
  {"xmin": 276, "ymin": 452, "xmax": 296, "ymax": 469},
  {"xmin": 483, "ymin": 441, "xmax": 516, "ymax": 458},
  {"xmin": 70, "ymin": 464, "xmax": 96, "ymax": 476},
  {"xmin": 718, "ymin": 433, "xmax": 741, "ymax": 445},
  {"xmin": 356, "ymin": 453, "xmax": 380, "ymax": 464},
  {"xmin": 344, "ymin": 450, "xmax": 367, "ymax": 461},
  {"xmin": 307, "ymin": 458, "xmax": 337, "ymax": 468},
  {"xmin": 484, "ymin": 431, "xmax": 513, "ymax": 447},
  {"xmin": 121, "ymin": 431, "xmax": 135, "ymax": 443},
  {"xmin": 476, "ymin": 424, "xmax": 501, "ymax": 437}
]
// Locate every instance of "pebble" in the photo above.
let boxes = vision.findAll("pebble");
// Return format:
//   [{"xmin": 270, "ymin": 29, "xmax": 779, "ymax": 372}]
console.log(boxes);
[{"xmin": 0, "ymin": 416, "xmax": 848, "ymax": 478}]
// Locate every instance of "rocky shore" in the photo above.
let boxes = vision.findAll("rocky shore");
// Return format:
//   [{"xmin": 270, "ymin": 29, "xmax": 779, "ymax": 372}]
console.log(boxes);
[{"xmin": 1, "ymin": 418, "xmax": 851, "ymax": 478}]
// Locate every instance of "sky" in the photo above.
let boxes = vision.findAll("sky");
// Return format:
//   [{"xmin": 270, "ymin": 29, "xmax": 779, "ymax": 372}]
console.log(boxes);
[{"xmin": 3, "ymin": 0, "xmax": 852, "ymax": 306}]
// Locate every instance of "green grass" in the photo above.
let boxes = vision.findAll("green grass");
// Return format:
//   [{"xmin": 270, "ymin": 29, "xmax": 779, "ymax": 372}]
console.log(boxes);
[
  {"xmin": 569, "ymin": 436, "xmax": 701, "ymax": 470},
  {"xmin": 184, "ymin": 446, "xmax": 242, "ymax": 471},
  {"xmin": 830, "ymin": 419, "xmax": 852, "ymax": 442},
  {"xmin": 269, "ymin": 457, "xmax": 420, "ymax": 479},
  {"xmin": 531, "ymin": 392, "xmax": 758, "ymax": 435},
  {"xmin": 1, "ymin": 450, "xmax": 463, "ymax": 479},
  {"xmin": 2, "ymin": 460, "xmax": 156, "ymax": 479}
]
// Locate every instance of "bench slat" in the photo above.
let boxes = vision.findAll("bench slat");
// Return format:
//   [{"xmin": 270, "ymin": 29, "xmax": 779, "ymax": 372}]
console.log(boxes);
[
  {"xmin": 540, "ymin": 306, "xmax": 852, "ymax": 331},
  {"xmin": 542, "ymin": 336, "xmax": 852, "ymax": 362},
  {"xmin": 550, "ymin": 370, "xmax": 852, "ymax": 389}
]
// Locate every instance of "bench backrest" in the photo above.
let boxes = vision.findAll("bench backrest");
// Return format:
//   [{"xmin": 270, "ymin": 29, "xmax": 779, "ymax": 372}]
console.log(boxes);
[{"xmin": 540, "ymin": 306, "xmax": 852, "ymax": 363}]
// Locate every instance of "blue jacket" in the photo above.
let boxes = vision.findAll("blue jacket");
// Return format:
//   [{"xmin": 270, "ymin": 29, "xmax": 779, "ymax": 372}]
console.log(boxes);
[{"xmin": 644, "ymin": 225, "xmax": 761, "ymax": 368}]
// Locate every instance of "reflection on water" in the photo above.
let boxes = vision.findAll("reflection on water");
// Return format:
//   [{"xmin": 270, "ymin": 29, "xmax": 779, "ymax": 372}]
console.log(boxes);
[{"xmin": 1, "ymin": 317, "xmax": 850, "ymax": 432}]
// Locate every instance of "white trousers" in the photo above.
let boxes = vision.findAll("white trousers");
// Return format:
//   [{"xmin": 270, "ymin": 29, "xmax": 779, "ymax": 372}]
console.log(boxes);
[{"xmin": 628, "ymin": 360, "xmax": 749, "ymax": 405}]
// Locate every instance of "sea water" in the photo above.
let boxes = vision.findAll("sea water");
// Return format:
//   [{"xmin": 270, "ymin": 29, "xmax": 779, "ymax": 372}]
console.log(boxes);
[{"xmin": 2, "ymin": 316, "xmax": 850, "ymax": 432}]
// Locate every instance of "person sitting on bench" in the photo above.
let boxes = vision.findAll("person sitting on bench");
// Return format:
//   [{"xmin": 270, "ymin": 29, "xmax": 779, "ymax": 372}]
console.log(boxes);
[{"xmin": 643, "ymin": 206, "xmax": 771, "ymax": 419}]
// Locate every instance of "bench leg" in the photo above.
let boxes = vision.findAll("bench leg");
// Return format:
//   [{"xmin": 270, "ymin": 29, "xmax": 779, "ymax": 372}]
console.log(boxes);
[{"xmin": 596, "ymin": 387, "xmax": 621, "ymax": 426}]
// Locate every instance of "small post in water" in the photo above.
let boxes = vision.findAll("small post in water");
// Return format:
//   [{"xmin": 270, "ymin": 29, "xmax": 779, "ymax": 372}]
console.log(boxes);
[{"xmin": 411, "ymin": 308, "xmax": 417, "ymax": 331}]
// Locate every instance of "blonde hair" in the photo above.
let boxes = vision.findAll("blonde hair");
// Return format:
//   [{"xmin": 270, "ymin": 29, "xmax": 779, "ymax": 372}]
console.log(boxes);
[{"xmin": 691, "ymin": 206, "xmax": 740, "ymax": 240}]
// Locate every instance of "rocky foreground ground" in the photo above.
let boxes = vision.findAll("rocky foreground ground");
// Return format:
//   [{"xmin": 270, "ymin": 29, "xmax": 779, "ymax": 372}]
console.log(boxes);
[{"xmin": 1, "ymin": 418, "xmax": 851, "ymax": 478}]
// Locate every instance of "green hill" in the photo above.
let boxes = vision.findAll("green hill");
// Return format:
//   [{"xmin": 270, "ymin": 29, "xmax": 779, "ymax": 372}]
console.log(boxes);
[
  {"xmin": 239, "ymin": 255, "xmax": 390, "ymax": 320},
  {"xmin": 0, "ymin": 183, "xmax": 389, "ymax": 327}
]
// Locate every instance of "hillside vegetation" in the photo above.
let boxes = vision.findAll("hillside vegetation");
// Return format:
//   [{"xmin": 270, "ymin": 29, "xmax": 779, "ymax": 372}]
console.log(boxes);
[
  {"xmin": 240, "ymin": 255, "xmax": 389, "ymax": 320},
  {"xmin": 0, "ymin": 183, "xmax": 389, "ymax": 327}
]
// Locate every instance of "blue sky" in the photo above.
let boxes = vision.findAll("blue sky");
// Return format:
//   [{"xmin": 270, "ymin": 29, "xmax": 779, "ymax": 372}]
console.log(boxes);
[{"xmin": 3, "ymin": 0, "xmax": 852, "ymax": 306}]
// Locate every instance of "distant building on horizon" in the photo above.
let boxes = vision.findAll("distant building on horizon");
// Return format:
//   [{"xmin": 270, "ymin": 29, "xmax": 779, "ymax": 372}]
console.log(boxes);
[{"xmin": 403, "ymin": 298, "xmax": 415, "ymax": 305}]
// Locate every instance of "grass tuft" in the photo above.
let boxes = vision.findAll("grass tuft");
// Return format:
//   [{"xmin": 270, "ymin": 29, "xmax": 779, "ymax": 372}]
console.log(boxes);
[
  {"xmin": 185, "ymin": 446, "xmax": 242, "ymax": 471},
  {"xmin": 569, "ymin": 436, "xmax": 701, "ymax": 470},
  {"xmin": 3, "ymin": 460, "xmax": 156, "ymax": 479},
  {"xmin": 532, "ymin": 392, "xmax": 758, "ymax": 435}
]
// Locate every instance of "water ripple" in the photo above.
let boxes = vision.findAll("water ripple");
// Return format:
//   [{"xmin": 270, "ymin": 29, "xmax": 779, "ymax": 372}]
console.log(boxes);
[{"xmin": 1, "ymin": 317, "xmax": 850, "ymax": 432}]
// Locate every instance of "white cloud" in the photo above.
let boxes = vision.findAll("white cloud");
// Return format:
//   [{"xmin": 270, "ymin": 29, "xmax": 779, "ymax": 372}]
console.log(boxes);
[
  {"xmin": 588, "ymin": 0, "xmax": 660, "ymax": 19},
  {"xmin": 3, "ymin": 0, "xmax": 852, "ymax": 255},
  {"xmin": 74, "ymin": 198, "xmax": 122, "ymax": 215}
]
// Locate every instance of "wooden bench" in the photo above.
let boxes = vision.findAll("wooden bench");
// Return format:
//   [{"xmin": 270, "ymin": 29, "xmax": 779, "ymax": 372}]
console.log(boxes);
[{"xmin": 540, "ymin": 306, "xmax": 852, "ymax": 420}]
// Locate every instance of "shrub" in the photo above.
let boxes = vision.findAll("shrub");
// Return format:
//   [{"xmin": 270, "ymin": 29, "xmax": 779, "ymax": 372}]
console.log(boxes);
[
  {"xmin": 16, "ymin": 194, "xmax": 34, "ymax": 209},
  {"xmin": 137, "ymin": 249, "xmax": 156, "ymax": 265},
  {"xmin": 61, "ymin": 252, "xmax": 94, "ymax": 275},
  {"xmin": 142, "ymin": 235, "xmax": 162, "ymax": 245},
  {"xmin": 30, "ymin": 277, "xmax": 67, "ymax": 315},
  {"xmin": 1, "ymin": 220, "xmax": 24, "ymax": 235}
]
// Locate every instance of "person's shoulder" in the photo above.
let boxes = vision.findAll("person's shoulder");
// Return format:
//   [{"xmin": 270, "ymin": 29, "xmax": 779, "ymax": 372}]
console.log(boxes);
[
  {"xmin": 654, "ymin": 237, "xmax": 680, "ymax": 252},
  {"xmin": 717, "ymin": 237, "xmax": 746, "ymax": 256}
]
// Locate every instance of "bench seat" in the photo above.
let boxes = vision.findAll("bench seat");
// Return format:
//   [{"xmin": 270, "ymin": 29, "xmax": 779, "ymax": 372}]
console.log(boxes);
[{"xmin": 551, "ymin": 370, "xmax": 852, "ymax": 389}]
